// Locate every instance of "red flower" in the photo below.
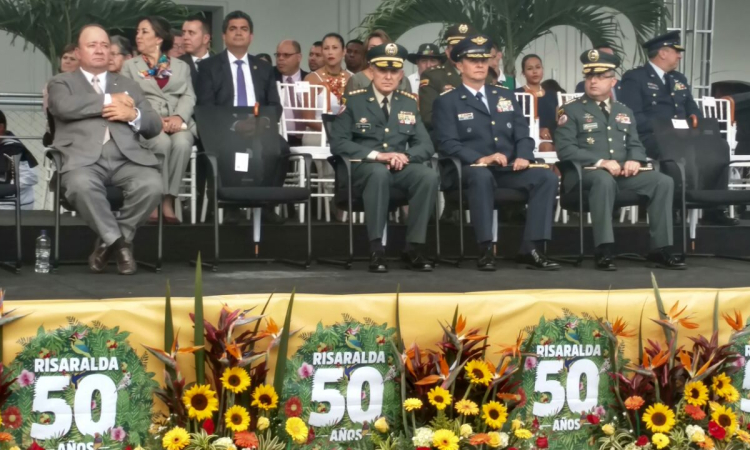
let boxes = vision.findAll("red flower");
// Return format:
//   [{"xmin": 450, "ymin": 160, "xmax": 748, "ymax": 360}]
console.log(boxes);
[
  {"xmin": 306, "ymin": 426, "xmax": 315, "ymax": 444},
  {"xmin": 285, "ymin": 396, "xmax": 303, "ymax": 418},
  {"xmin": 685, "ymin": 405, "xmax": 706, "ymax": 421},
  {"xmin": 29, "ymin": 443, "xmax": 45, "ymax": 450},
  {"xmin": 509, "ymin": 448, "xmax": 518, "ymax": 450},
  {"xmin": 586, "ymin": 414, "xmax": 600, "ymax": 425},
  {"xmin": 125, "ymin": 447, "xmax": 132, "ymax": 450},
  {"xmin": 536, "ymin": 436, "xmax": 549, "ymax": 449},
  {"xmin": 2, "ymin": 406, "xmax": 22, "ymax": 429},
  {"xmin": 709, "ymin": 421, "xmax": 727, "ymax": 440},
  {"xmin": 532, "ymin": 417, "xmax": 540, "ymax": 430},
  {"xmin": 636, "ymin": 436, "xmax": 649, "ymax": 446},
  {"xmin": 202, "ymin": 418, "xmax": 215, "ymax": 434}
]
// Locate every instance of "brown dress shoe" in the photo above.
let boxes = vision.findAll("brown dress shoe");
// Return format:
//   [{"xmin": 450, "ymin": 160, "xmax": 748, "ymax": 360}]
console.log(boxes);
[
  {"xmin": 115, "ymin": 241, "xmax": 137, "ymax": 275},
  {"xmin": 88, "ymin": 238, "xmax": 114, "ymax": 273}
]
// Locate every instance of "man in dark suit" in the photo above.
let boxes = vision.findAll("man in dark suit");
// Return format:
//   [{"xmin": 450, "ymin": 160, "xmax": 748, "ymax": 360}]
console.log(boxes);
[
  {"xmin": 574, "ymin": 44, "xmax": 621, "ymax": 99},
  {"xmin": 180, "ymin": 14, "xmax": 212, "ymax": 93},
  {"xmin": 196, "ymin": 10, "xmax": 287, "ymax": 223},
  {"xmin": 47, "ymin": 24, "xmax": 163, "ymax": 275},
  {"xmin": 433, "ymin": 35, "xmax": 560, "ymax": 272},
  {"xmin": 620, "ymin": 31, "xmax": 736, "ymax": 226},
  {"xmin": 273, "ymin": 39, "xmax": 309, "ymax": 147}
]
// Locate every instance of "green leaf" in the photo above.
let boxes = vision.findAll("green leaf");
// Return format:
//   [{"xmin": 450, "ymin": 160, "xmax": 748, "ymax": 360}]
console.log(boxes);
[
  {"xmin": 713, "ymin": 291, "xmax": 720, "ymax": 336},
  {"xmin": 638, "ymin": 297, "xmax": 647, "ymax": 364},
  {"xmin": 194, "ymin": 252, "xmax": 205, "ymax": 384},
  {"xmin": 273, "ymin": 289, "xmax": 296, "ymax": 397},
  {"xmin": 395, "ymin": 285, "xmax": 404, "ymax": 353},
  {"xmin": 651, "ymin": 272, "xmax": 672, "ymax": 343}
]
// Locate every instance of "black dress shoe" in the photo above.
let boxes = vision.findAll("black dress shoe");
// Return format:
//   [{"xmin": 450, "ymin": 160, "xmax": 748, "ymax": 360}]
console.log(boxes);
[
  {"xmin": 646, "ymin": 249, "xmax": 687, "ymax": 270},
  {"xmin": 88, "ymin": 238, "xmax": 114, "ymax": 273},
  {"xmin": 701, "ymin": 211, "xmax": 740, "ymax": 226},
  {"xmin": 476, "ymin": 246, "xmax": 496, "ymax": 272},
  {"xmin": 516, "ymin": 249, "xmax": 560, "ymax": 271},
  {"xmin": 115, "ymin": 241, "xmax": 137, "ymax": 275},
  {"xmin": 594, "ymin": 253, "xmax": 617, "ymax": 271},
  {"xmin": 369, "ymin": 251, "xmax": 388, "ymax": 273},
  {"xmin": 401, "ymin": 250, "xmax": 433, "ymax": 272}
]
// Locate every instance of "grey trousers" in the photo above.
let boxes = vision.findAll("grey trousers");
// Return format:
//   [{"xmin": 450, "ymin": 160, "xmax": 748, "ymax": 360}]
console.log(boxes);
[
  {"xmin": 61, "ymin": 140, "xmax": 162, "ymax": 246},
  {"xmin": 144, "ymin": 130, "xmax": 194, "ymax": 197},
  {"xmin": 583, "ymin": 169, "xmax": 674, "ymax": 249},
  {"xmin": 353, "ymin": 162, "xmax": 439, "ymax": 244}
]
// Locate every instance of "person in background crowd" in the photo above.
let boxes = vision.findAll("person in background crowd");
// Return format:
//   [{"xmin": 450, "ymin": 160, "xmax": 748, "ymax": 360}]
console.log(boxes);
[
  {"xmin": 48, "ymin": 24, "xmax": 163, "ymax": 275},
  {"xmin": 274, "ymin": 40, "xmax": 309, "ymax": 146},
  {"xmin": 331, "ymin": 43, "xmax": 437, "ymax": 273},
  {"xmin": 516, "ymin": 54, "xmax": 559, "ymax": 152},
  {"xmin": 344, "ymin": 30, "xmax": 411, "ymax": 94},
  {"xmin": 0, "ymin": 110, "xmax": 39, "ymax": 210},
  {"xmin": 108, "ymin": 35, "xmax": 133, "ymax": 73},
  {"xmin": 555, "ymin": 49, "xmax": 685, "ymax": 271},
  {"xmin": 60, "ymin": 43, "xmax": 80, "ymax": 73},
  {"xmin": 256, "ymin": 53, "xmax": 272, "ymax": 64},
  {"xmin": 344, "ymin": 39, "xmax": 366, "ymax": 73},
  {"xmin": 541, "ymin": 79, "xmax": 566, "ymax": 95},
  {"xmin": 121, "ymin": 16, "xmax": 196, "ymax": 224},
  {"xmin": 488, "ymin": 43, "xmax": 515, "ymax": 90},
  {"xmin": 433, "ymin": 35, "xmax": 560, "ymax": 272},
  {"xmin": 168, "ymin": 29, "xmax": 185, "ymax": 58},
  {"xmin": 406, "ymin": 43, "xmax": 444, "ymax": 93},
  {"xmin": 180, "ymin": 14, "xmax": 212, "ymax": 92},
  {"xmin": 575, "ymin": 44, "xmax": 621, "ymax": 98},
  {"xmin": 308, "ymin": 41, "xmax": 324, "ymax": 72}
]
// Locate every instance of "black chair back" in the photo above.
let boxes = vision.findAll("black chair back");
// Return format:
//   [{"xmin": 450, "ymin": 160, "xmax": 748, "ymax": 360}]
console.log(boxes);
[{"xmin": 195, "ymin": 105, "xmax": 282, "ymax": 189}]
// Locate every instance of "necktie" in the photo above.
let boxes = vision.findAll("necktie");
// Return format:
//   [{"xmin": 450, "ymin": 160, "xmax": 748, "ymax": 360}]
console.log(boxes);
[
  {"xmin": 91, "ymin": 76, "xmax": 110, "ymax": 144},
  {"xmin": 235, "ymin": 60, "xmax": 248, "ymax": 107},
  {"xmin": 599, "ymin": 101, "xmax": 609, "ymax": 121},
  {"xmin": 381, "ymin": 97, "xmax": 389, "ymax": 121},
  {"xmin": 476, "ymin": 92, "xmax": 487, "ymax": 112},
  {"xmin": 195, "ymin": 57, "xmax": 202, "ymax": 72},
  {"xmin": 286, "ymin": 76, "xmax": 299, "ymax": 131}
]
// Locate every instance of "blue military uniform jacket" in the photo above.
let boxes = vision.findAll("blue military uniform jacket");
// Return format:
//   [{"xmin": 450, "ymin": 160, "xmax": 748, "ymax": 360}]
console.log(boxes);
[
  {"xmin": 432, "ymin": 84, "xmax": 535, "ymax": 166},
  {"xmin": 620, "ymin": 63, "xmax": 702, "ymax": 137}
]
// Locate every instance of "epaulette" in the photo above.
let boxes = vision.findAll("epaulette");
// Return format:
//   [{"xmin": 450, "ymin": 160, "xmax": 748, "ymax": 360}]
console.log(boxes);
[
  {"xmin": 439, "ymin": 87, "xmax": 455, "ymax": 95},
  {"xmin": 493, "ymin": 84, "xmax": 509, "ymax": 89},
  {"xmin": 347, "ymin": 89, "xmax": 368, "ymax": 96},
  {"xmin": 397, "ymin": 90, "xmax": 417, "ymax": 101}
]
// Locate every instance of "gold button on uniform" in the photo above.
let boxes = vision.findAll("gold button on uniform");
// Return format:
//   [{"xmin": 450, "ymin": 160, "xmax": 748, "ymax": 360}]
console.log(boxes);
[
  {"xmin": 383, "ymin": 143, "xmax": 388, "ymax": 148},
  {"xmin": 494, "ymin": 137, "xmax": 498, "ymax": 141},
  {"xmin": 607, "ymin": 126, "xmax": 611, "ymax": 130},
  {"xmin": 608, "ymin": 138, "xmax": 612, "ymax": 142},
  {"xmin": 610, "ymin": 150, "xmax": 614, "ymax": 154},
  {"xmin": 385, "ymin": 128, "xmax": 389, "ymax": 133},
  {"xmin": 491, "ymin": 121, "xmax": 496, "ymax": 125}
]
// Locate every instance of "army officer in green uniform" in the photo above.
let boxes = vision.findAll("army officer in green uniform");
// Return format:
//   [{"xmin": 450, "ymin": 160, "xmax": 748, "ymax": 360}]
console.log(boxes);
[
  {"xmin": 555, "ymin": 49, "xmax": 686, "ymax": 271},
  {"xmin": 331, "ymin": 43, "xmax": 438, "ymax": 273}
]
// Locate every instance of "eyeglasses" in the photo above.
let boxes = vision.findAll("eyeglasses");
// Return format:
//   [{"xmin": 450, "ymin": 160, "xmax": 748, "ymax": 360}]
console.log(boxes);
[{"xmin": 274, "ymin": 52, "xmax": 300, "ymax": 59}]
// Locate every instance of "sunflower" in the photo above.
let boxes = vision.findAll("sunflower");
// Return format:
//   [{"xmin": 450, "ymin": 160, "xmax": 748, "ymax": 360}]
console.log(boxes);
[
  {"xmin": 712, "ymin": 373, "xmax": 733, "ymax": 397},
  {"xmin": 482, "ymin": 401, "xmax": 508, "ymax": 429},
  {"xmin": 225, "ymin": 405, "xmax": 251, "ymax": 432},
  {"xmin": 182, "ymin": 384, "xmax": 219, "ymax": 421},
  {"xmin": 455, "ymin": 399, "xmax": 479, "ymax": 416},
  {"xmin": 251, "ymin": 384, "xmax": 279, "ymax": 410},
  {"xmin": 162, "ymin": 427, "xmax": 190, "ymax": 450},
  {"xmin": 285, "ymin": 417, "xmax": 308, "ymax": 444},
  {"xmin": 221, "ymin": 367, "xmax": 251, "ymax": 394},
  {"xmin": 234, "ymin": 431, "xmax": 259, "ymax": 449},
  {"xmin": 717, "ymin": 385, "xmax": 740, "ymax": 403},
  {"xmin": 711, "ymin": 404, "xmax": 738, "ymax": 437},
  {"xmin": 642, "ymin": 403, "xmax": 676, "ymax": 434},
  {"xmin": 403, "ymin": 398, "xmax": 423, "ymax": 411},
  {"xmin": 427, "ymin": 386, "xmax": 452, "ymax": 410},
  {"xmin": 432, "ymin": 429, "xmax": 459, "ymax": 450},
  {"xmin": 465, "ymin": 360, "xmax": 492, "ymax": 386},
  {"xmin": 685, "ymin": 381, "xmax": 710, "ymax": 406},
  {"xmin": 737, "ymin": 430, "xmax": 750, "ymax": 444}
]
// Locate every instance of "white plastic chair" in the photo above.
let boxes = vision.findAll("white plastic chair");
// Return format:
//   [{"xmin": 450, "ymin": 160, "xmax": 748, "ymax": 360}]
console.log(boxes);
[
  {"xmin": 277, "ymin": 81, "xmax": 335, "ymax": 223},
  {"xmin": 557, "ymin": 92, "xmax": 583, "ymax": 106}
]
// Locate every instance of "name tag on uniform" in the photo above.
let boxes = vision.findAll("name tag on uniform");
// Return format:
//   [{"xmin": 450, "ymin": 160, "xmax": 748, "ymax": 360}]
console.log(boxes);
[
  {"xmin": 497, "ymin": 98, "xmax": 514, "ymax": 112},
  {"xmin": 398, "ymin": 111, "xmax": 416, "ymax": 125},
  {"xmin": 648, "ymin": 82, "xmax": 660, "ymax": 90},
  {"xmin": 356, "ymin": 123, "xmax": 371, "ymax": 131},
  {"xmin": 458, "ymin": 112, "xmax": 474, "ymax": 121},
  {"xmin": 583, "ymin": 123, "xmax": 598, "ymax": 131},
  {"xmin": 615, "ymin": 113, "xmax": 631, "ymax": 124}
]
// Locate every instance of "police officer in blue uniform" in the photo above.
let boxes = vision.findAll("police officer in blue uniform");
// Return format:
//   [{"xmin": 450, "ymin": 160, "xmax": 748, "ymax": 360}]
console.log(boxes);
[
  {"xmin": 433, "ymin": 35, "xmax": 560, "ymax": 271},
  {"xmin": 621, "ymin": 31, "xmax": 737, "ymax": 226}
]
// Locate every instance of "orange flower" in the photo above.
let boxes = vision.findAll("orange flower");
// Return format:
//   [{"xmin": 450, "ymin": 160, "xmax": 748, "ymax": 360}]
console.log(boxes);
[
  {"xmin": 625, "ymin": 396, "xmax": 645, "ymax": 410},
  {"xmin": 0, "ymin": 432, "xmax": 12, "ymax": 442},
  {"xmin": 611, "ymin": 317, "xmax": 636, "ymax": 338},
  {"xmin": 235, "ymin": 431, "xmax": 259, "ymax": 449},
  {"xmin": 643, "ymin": 349, "xmax": 669, "ymax": 370},
  {"xmin": 455, "ymin": 314, "xmax": 488, "ymax": 341},
  {"xmin": 697, "ymin": 436, "xmax": 715, "ymax": 449},
  {"xmin": 657, "ymin": 301, "xmax": 699, "ymax": 330},
  {"xmin": 723, "ymin": 310, "xmax": 744, "ymax": 332},
  {"xmin": 497, "ymin": 331, "xmax": 525, "ymax": 359},
  {"xmin": 469, "ymin": 433, "xmax": 491, "ymax": 445},
  {"xmin": 685, "ymin": 404, "xmax": 706, "ymax": 421}
]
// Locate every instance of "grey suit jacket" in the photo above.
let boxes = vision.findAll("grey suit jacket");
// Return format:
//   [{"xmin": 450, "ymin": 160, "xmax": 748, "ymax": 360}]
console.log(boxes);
[
  {"xmin": 47, "ymin": 69, "xmax": 162, "ymax": 172},
  {"xmin": 120, "ymin": 57, "xmax": 197, "ymax": 136}
]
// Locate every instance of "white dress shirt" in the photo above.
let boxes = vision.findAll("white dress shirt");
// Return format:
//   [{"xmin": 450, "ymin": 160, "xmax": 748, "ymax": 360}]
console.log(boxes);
[
  {"xmin": 191, "ymin": 51, "xmax": 210, "ymax": 71},
  {"xmin": 408, "ymin": 72, "xmax": 420, "ymax": 94},
  {"xmin": 367, "ymin": 89, "xmax": 395, "ymax": 160},
  {"xmin": 80, "ymin": 68, "xmax": 140, "ymax": 130},
  {"xmin": 463, "ymin": 84, "xmax": 489, "ymax": 112},
  {"xmin": 227, "ymin": 52, "xmax": 257, "ymax": 107},
  {"xmin": 648, "ymin": 61, "xmax": 667, "ymax": 84}
]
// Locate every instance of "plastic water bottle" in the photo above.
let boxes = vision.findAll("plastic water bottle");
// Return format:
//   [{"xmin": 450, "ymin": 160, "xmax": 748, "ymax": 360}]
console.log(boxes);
[{"xmin": 35, "ymin": 230, "xmax": 51, "ymax": 274}]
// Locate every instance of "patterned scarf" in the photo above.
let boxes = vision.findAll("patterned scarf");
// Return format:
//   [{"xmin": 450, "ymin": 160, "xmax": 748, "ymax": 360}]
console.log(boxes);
[{"xmin": 139, "ymin": 54, "xmax": 172, "ymax": 79}]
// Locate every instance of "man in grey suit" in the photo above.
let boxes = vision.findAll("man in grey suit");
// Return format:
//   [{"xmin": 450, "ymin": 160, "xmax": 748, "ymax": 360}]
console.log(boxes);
[{"xmin": 47, "ymin": 24, "xmax": 163, "ymax": 275}]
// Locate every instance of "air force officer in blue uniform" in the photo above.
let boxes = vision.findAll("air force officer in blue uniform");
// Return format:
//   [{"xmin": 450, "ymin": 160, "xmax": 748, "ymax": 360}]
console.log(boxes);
[{"xmin": 433, "ymin": 35, "xmax": 559, "ymax": 271}]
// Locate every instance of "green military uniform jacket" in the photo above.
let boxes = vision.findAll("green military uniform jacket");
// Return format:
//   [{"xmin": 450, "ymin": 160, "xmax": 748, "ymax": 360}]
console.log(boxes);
[
  {"xmin": 418, "ymin": 62, "xmax": 463, "ymax": 131},
  {"xmin": 555, "ymin": 95, "xmax": 647, "ymax": 192},
  {"xmin": 331, "ymin": 84, "xmax": 434, "ymax": 163}
]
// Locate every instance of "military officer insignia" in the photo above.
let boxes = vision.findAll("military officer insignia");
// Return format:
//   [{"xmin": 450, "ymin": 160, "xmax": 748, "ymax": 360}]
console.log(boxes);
[
  {"xmin": 583, "ymin": 123, "xmax": 598, "ymax": 131},
  {"xmin": 443, "ymin": 85, "xmax": 454, "ymax": 92},
  {"xmin": 647, "ymin": 82, "xmax": 660, "ymax": 90},
  {"xmin": 458, "ymin": 112, "xmax": 474, "ymax": 121},
  {"xmin": 337, "ymin": 104, "xmax": 347, "ymax": 115},
  {"xmin": 458, "ymin": 24, "xmax": 469, "ymax": 33},
  {"xmin": 356, "ymin": 117, "xmax": 371, "ymax": 131},
  {"xmin": 557, "ymin": 109, "xmax": 568, "ymax": 126},
  {"xmin": 496, "ymin": 97, "xmax": 514, "ymax": 112},
  {"xmin": 420, "ymin": 79, "xmax": 430, "ymax": 87},
  {"xmin": 588, "ymin": 49, "xmax": 600, "ymax": 62},
  {"xmin": 385, "ymin": 43, "xmax": 398, "ymax": 56},
  {"xmin": 587, "ymin": 137, "xmax": 595, "ymax": 144},
  {"xmin": 583, "ymin": 112, "xmax": 594, "ymax": 122},
  {"xmin": 615, "ymin": 113, "xmax": 631, "ymax": 124},
  {"xmin": 397, "ymin": 90, "xmax": 418, "ymax": 101},
  {"xmin": 471, "ymin": 36, "xmax": 488, "ymax": 45},
  {"xmin": 507, "ymin": 123, "xmax": 512, "ymax": 129},
  {"xmin": 674, "ymin": 81, "xmax": 687, "ymax": 91},
  {"xmin": 360, "ymin": 117, "xmax": 368, "ymax": 123},
  {"xmin": 398, "ymin": 111, "xmax": 416, "ymax": 125}
]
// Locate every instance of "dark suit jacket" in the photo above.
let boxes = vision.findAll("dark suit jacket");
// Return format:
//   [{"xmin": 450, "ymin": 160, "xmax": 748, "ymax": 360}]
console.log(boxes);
[
  {"xmin": 433, "ymin": 84, "xmax": 535, "ymax": 166},
  {"xmin": 196, "ymin": 50, "xmax": 281, "ymax": 120},
  {"xmin": 179, "ymin": 53, "xmax": 200, "ymax": 93},
  {"xmin": 273, "ymin": 67, "xmax": 309, "ymax": 83}
]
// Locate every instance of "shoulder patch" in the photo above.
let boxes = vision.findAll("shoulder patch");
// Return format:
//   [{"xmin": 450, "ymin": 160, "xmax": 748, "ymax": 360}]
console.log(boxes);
[
  {"xmin": 420, "ymin": 78, "xmax": 430, "ymax": 87},
  {"xmin": 493, "ymin": 84, "xmax": 509, "ymax": 89},
  {"xmin": 397, "ymin": 90, "xmax": 418, "ymax": 101},
  {"xmin": 440, "ymin": 86, "xmax": 455, "ymax": 96}
]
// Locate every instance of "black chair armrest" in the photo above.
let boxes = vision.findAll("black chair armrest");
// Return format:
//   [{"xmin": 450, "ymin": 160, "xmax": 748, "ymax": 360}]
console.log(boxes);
[
  {"xmin": 657, "ymin": 158, "xmax": 686, "ymax": 184},
  {"xmin": 197, "ymin": 152, "xmax": 219, "ymax": 187},
  {"xmin": 555, "ymin": 160, "xmax": 583, "ymax": 184},
  {"xmin": 287, "ymin": 153, "xmax": 313, "ymax": 190},
  {"xmin": 3, "ymin": 153, "xmax": 23, "ymax": 199},
  {"xmin": 44, "ymin": 148, "xmax": 63, "ymax": 170}
]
